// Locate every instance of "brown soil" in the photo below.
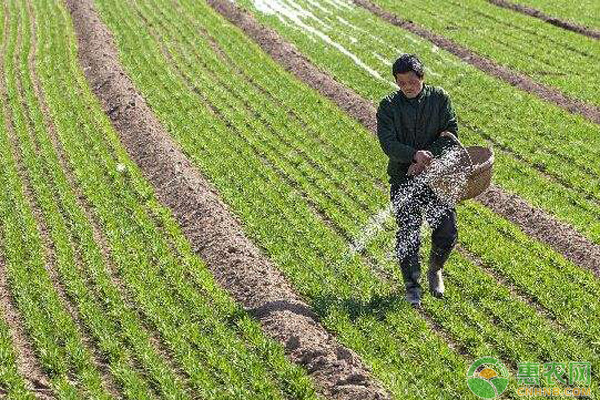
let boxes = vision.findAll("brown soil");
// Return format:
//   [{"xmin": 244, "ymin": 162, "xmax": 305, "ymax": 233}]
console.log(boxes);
[
  {"xmin": 206, "ymin": 0, "xmax": 600, "ymax": 274},
  {"xmin": 64, "ymin": 0, "xmax": 390, "ymax": 398},
  {"xmin": 476, "ymin": 185, "xmax": 600, "ymax": 274},
  {"xmin": 351, "ymin": 0, "xmax": 600, "ymax": 125},
  {"xmin": 488, "ymin": 0, "xmax": 600, "ymax": 40}
]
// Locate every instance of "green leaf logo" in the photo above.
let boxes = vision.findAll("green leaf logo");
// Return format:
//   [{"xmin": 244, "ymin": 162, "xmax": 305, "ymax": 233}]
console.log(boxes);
[{"xmin": 467, "ymin": 357, "xmax": 510, "ymax": 399}]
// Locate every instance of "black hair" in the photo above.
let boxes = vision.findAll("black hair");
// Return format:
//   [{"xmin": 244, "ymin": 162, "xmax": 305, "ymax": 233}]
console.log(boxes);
[{"xmin": 392, "ymin": 54, "xmax": 424, "ymax": 78}]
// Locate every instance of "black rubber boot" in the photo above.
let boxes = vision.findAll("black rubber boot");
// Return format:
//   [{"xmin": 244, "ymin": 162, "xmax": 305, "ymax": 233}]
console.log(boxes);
[
  {"xmin": 401, "ymin": 256, "xmax": 422, "ymax": 307},
  {"xmin": 428, "ymin": 250, "xmax": 448, "ymax": 298}
]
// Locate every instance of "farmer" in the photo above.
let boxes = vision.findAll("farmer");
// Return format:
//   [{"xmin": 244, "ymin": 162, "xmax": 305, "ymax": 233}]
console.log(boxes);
[{"xmin": 376, "ymin": 53, "xmax": 459, "ymax": 307}]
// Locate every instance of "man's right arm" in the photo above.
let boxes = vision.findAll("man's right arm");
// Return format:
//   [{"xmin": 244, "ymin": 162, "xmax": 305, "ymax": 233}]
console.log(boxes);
[{"xmin": 376, "ymin": 101, "xmax": 416, "ymax": 164}]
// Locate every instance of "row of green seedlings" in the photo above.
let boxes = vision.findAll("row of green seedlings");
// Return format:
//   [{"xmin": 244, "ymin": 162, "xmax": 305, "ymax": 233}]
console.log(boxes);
[
  {"xmin": 140, "ymin": 0, "xmax": 600, "ymax": 350},
  {"xmin": 1, "ymin": 0, "xmax": 108, "ymax": 396},
  {"xmin": 94, "ymin": 0, "xmax": 600, "ymax": 398},
  {"xmin": 510, "ymin": 0, "xmax": 600, "ymax": 30},
  {"xmin": 234, "ymin": 0, "xmax": 600, "ymax": 243},
  {"xmin": 0, "ymin": 10, "xmax": 35, "ymax": 391},
  {"xmin": 370, "ymin": 0, "xmax": 600, "ymax": 105},
  {"xmin": 159, "ymin": 0, "xmax": 600, "ymax": 378},
  {"xmin": 0, "ymin": 0, "xmax": 319, "ymax": 399},
  {"xmin": 96, "ymin": 0, "xmax": 477, "ymax": 398},
  {"xmin": 0, "ymin": 288, "xmax": 33, "ymax": 397},
  {"xmin": 238, "ymin": 0, "xmax": 600, "ymax": 197}
]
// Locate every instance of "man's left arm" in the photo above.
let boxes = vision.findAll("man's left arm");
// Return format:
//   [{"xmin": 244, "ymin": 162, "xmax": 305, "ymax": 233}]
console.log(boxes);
[{"xmin": 427, "ymin": 91, "xmax": 459, "ymax": 157}]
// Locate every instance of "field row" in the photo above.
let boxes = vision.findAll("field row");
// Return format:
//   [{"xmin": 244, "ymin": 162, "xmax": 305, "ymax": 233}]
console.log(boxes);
[
  {"xmin": 232, "ymin": 0, "xmax": 600, "ymax": 244},
  {"xmin": 367, "ymin": 0, "xmax": 600, "ymax": 105},
  {"xmin": 510, "ymin": 0, "xmax": 600, "ymax": 30},
  {"xmin": 91, "ymin": 0, "xmax": 600, "ymax": 398},
  {"xmin": 0, "ymin": 0, "xmax": 319, "ymax": 398}
]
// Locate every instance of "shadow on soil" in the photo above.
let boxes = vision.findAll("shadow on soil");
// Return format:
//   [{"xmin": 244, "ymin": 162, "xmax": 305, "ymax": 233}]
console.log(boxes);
[{"xmin": 311, "ymin": 292, "xmax": 409, "ymax": 323}]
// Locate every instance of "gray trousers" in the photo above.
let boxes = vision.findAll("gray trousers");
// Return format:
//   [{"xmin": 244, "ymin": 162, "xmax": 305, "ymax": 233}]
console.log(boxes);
[{"xmin": 390, "ymin": 180, "xmax": 458, "ymax": 291}]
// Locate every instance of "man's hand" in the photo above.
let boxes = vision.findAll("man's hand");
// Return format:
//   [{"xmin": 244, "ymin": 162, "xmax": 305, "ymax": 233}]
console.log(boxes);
[
  {"xmin": 413, "ymin": 150, "xmax": 433, "ymax": 166},
  {"xmin": 407, "ymin": 162, "xmax": 426, "ymax": 176},
  {"xmin": 408, "ymin": 150, "xmax": 433, "ymax": 176}
]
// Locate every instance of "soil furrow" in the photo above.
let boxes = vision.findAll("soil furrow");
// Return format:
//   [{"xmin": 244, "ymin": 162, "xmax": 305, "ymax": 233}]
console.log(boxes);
[
  {"xmin": 487, "ymin": 0, "xmax": 600, "ymax": 40},
  {"xmin": 348, "ymin": 0, "xmax": 600, "ymax": 124},
  {"xmin": 206, "ymin": 0, "xmax": 600, "ymax": 274},
  {"xmin": 476, "ymin": 185, "xmax": 600, "ymax": 274},
  {"xmin": 65, "ymin": 0, "xmax": 390, "ymax": 398}
]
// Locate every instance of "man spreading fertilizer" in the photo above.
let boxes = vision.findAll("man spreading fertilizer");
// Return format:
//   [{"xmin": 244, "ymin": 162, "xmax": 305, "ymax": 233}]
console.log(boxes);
[{"xmin": 376, "ymin": 53, "xmax": 460, "ymax": 307}]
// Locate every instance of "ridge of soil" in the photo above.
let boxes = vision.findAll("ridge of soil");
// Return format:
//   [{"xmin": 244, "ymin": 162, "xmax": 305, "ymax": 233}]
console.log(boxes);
[
  {"xmin": 488, "ymin": 0, "xmax": 600, "ymax": 40},
  {"xmin": 206, "ymin": 0, "xmax": 600, "ymax": 274},
  {"xmin": 477, "ymin": 186, "xmax": 600, "ymax": 273},
  {"xmin": 350, "ymin": 0, "xmax": 600, "ymax": 124},
  {"xmin": 64, "ymin": 0, "xmax": 390, "ymax": 398}
]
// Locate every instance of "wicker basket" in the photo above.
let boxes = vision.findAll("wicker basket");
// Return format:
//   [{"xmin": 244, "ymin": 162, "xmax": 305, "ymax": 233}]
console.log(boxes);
[
  {"xmin": 461, "ymin": 146, "xmax": 494, "ymax": 200},
  {"xmin": 426, "ymin": 133, "xmax": 494, "ymax": 203}
]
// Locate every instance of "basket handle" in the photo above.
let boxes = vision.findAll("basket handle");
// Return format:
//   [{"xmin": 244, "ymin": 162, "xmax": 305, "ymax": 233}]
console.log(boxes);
[{"xmin": 440, "ymin": 131, "xmax": 463, "ymax": 149}]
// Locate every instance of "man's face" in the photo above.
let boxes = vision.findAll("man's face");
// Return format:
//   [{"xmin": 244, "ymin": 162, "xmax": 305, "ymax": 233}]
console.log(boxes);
[{"xmin": 395, "ymin": 71, "xmax": 424, "ymax": 99}]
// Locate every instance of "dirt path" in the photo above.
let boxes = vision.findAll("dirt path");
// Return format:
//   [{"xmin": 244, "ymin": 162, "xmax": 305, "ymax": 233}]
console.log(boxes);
[
  {"xmin": 350, "ymin": 0, "xmax": 600, "ymax": 125},
  {"xmin": 206, "ymin": 0, "xmax": 600, "ymax": 275},
  {"xmin": 488, "ymin": 0, "xmax": 600, "ymax": 40},
  {"xmin": 64, "ymin": 0, "xmax": 390, "ymax": 398}
]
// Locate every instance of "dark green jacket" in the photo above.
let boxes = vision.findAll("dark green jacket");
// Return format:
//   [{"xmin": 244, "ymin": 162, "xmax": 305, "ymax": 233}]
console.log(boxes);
[{"xmin": 376, "ymin": 84, "xmax": 459, "ymax": 184}]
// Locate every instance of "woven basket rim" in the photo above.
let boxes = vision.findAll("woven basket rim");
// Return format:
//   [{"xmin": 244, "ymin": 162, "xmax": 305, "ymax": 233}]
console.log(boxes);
[{"xmin": 466, "ymin": 146, "xmax": 494, "ymax": 174}]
